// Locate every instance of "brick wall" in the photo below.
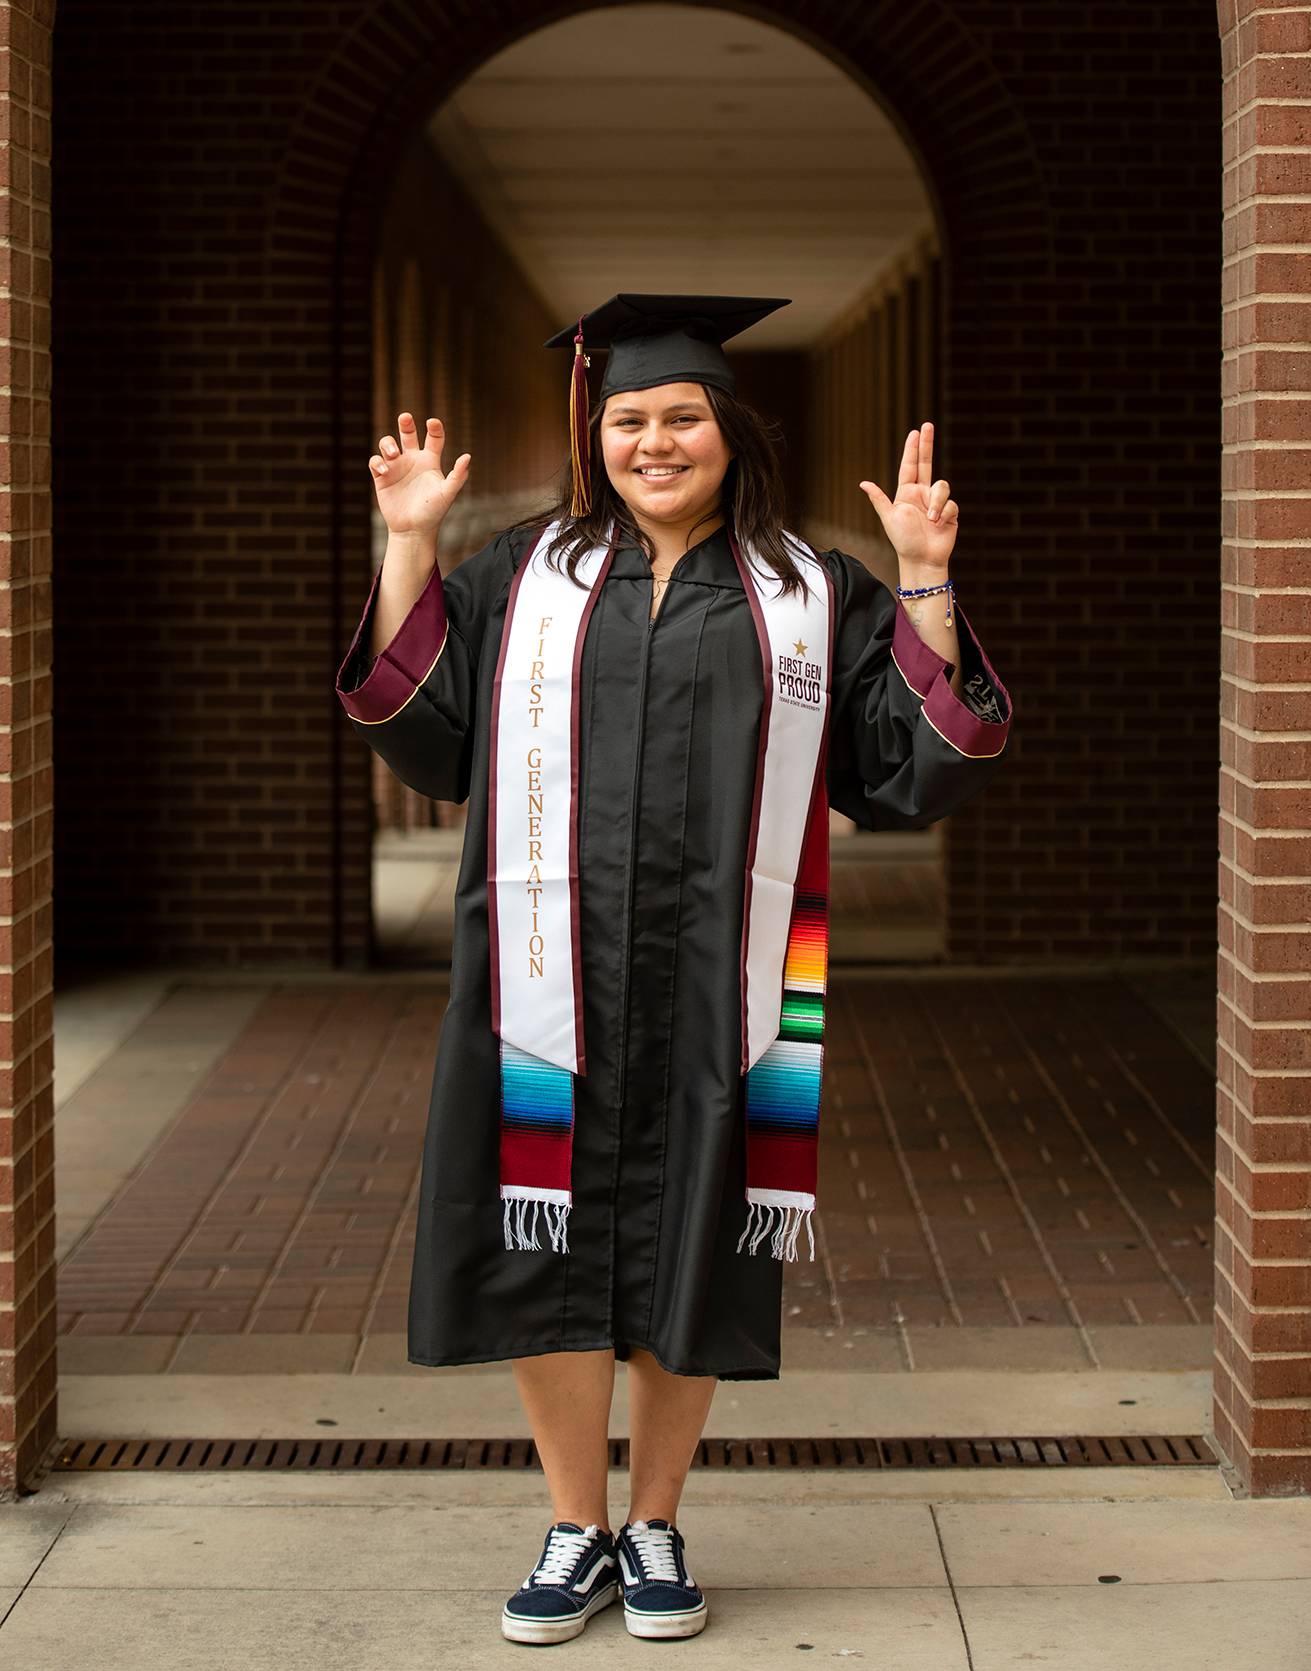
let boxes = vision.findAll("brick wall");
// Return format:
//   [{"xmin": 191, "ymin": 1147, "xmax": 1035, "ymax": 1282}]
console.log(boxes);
[
  {"xmin": 13, "ymin": 0, "xmax": 1294, "ymax": 1501},
  {"xmin": 370, "ymin": 134, "xmax": 564, "ymax": 836},
  {"xmin": 0, "ymin": 0, "xmax": 53, "ymax": 1500},
  {"xmin": 50, "ymin": 0, "xmax": 1224, "ymax": 973},
  {"xmin": 1212, "ymin": 0, "xmax": 1311, "ymax": 1499}
]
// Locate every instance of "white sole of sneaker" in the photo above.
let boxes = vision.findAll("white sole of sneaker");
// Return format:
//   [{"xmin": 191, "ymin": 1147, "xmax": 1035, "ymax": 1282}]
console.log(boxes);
[
  {"xmin": 623, "ymin": 1598, "xmax": 709, "ymax": 1639},
  {"xmin": 501, "ymin": 1579, "xmax": 619, "ymax": 1644}
]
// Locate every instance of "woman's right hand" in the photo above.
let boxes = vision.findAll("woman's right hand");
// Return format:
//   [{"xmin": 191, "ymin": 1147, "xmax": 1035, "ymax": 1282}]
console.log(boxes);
[{"xmin": 369, "ymin": 412, "xmax": 471, "ymax": 537}]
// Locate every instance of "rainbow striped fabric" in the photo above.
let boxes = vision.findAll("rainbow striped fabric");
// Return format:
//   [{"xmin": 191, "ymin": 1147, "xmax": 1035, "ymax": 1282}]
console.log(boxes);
[
  {"xmin": 737, "ymin": 741, "xmax": 829, "ymax": 1262},
  {"xmin": 499, "ymin": 1039, "xmax": 575, "ymax": 1253},
  {"xmin": 492, "ymin": 520, "xmax": 832, "ymax": 1263},
  {"xmin": 496, "ymin": 775, "xmax": 829, "ymax": 1262}
]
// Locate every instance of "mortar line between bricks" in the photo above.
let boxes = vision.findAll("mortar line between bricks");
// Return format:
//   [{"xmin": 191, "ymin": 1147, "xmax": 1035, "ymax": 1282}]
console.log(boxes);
[
  {"xmin": 911, "ymin": 984, "xmax": 1100, "ymax": 1357},
  {"xmin": 155, "ymin": 994, "xmax": 369, "ymax": 1367},
  {"xmin": 1100, "ymin": 1041, "xmax": 1212, "ymax": 1185},
  {"xmin": 251, "ymin": 988, "xmax": 418, "ymax": 1339},
  {"xmin": 840, "ymin": 981, "xmax": 962, "ymax": 1359},
  {"xmin": 53, "ymin": 984, "xmax": 281, "ymax": 1279},
  {"xmin": 348, "ymin": 995, "xmax": 432, "ymax": 1371},
  {"xmin": 987, "ymin": 992, "xmax": 1206, "ymax": 1331}
]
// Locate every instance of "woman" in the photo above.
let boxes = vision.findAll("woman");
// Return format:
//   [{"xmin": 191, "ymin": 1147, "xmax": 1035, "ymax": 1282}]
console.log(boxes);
[{"xmin": 335, "ymin": 294, "xmax": 1012, "ymax": 1645}]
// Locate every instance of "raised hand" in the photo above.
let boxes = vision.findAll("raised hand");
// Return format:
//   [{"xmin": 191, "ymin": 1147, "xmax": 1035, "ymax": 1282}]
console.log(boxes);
[
  {"xmin": 858, "ymin": 422, "xmax": 958, "ymax": 570},
  {"xmin": 370, "ymin": 413, "xmax": 471, "ymax": 537}
]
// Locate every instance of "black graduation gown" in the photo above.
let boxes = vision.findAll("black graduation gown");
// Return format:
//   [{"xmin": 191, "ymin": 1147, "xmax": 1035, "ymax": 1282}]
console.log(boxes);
[{"xmin": 335, "ymin": 521, "xmax": 1012, "ymax": 1380}]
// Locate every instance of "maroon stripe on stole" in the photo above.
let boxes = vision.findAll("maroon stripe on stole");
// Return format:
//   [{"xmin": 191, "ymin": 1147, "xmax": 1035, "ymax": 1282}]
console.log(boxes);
[
  {"xmin": 487, "ymin": 522, "xmax": 550, "ymax": 1042},
  {"xmin": 726, "ymin": 529, "xmax": 777, "ymax": 1077},
  {"xmin": 566, "ymin": 530, "xmax": 617, "ymax": 1077},
  {"xmin": 784, "ymin": 547, "xmax": 835, "ymax": 1072},
  {"xmin": 500, "ymin": 1128, "xmax": 572, "ymax": 1193},
  {"xmin": 807, "ymin": 556, "xmax": 836, "ymax": 1030},
  {"xmin": 749, "ymin": 1132, "xmax": 819, "ymax": 1195},
  {"xmin": 811, "ymin": 551, "xmax": 836, "ymax": 866}
]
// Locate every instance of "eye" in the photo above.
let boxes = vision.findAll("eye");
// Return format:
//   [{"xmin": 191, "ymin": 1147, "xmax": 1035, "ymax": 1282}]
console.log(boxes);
[{"xmin": 612, "ymin": 414, "xmax": 700, "ymax": 427}]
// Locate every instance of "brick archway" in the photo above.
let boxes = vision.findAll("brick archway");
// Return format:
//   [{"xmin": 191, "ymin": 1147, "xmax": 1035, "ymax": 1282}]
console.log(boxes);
[
  {"xmin": 2, "ymin": 0, "xmax": 1303, "ymax": 1500},
  {"xmin": 262, "ymin": 0, "xmax": 1050, "ymax": 969}
]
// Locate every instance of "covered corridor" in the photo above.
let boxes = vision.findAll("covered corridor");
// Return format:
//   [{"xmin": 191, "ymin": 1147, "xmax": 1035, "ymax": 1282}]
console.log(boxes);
[{"xmin": 0, "ymin": 0, "xmax": 1296, "ymax": 1601}]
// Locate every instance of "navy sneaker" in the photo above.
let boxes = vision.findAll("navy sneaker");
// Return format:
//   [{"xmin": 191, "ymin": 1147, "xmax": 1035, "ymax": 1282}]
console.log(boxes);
[
  {"xmin": 500, "ymin": 1519, "xmax": 619, "ymax": 1644},
  {"xmin": 616, "ymin": 1517, "xmax": 708, "ymax": 1638}
]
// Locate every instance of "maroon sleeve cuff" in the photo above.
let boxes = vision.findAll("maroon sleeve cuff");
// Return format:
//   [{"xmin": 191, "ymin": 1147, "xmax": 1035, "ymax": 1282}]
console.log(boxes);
[
  {"xmin": 335, "ymin": 560, "xmax": 449, "ymax": 725},
  {"xmin": 891, "ymin": 597, "xmax": 1011, "ymax": 759}
]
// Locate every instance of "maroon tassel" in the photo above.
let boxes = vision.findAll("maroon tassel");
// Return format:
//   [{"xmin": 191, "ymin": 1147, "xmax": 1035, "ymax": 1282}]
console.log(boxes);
[{"xmin": 568, "ymin": 320, "xmax": 591, "ymax": 518}]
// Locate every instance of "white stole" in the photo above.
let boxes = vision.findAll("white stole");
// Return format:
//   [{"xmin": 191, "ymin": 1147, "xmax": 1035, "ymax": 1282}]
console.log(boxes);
[{"xmin": 488, "ymin": 519, "xmax": 830, "ymax": 1076}]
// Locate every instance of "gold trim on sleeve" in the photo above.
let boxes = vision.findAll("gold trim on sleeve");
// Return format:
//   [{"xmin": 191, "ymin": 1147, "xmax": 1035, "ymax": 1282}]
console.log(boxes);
[
  {"xmin": 921, "ymin": 705, "xmax": 1009, "ymax": 759},
  {"xmin": 889, "ymin": 645, "xmax": 931, "ymax": 700},
  {"xmin": 349, "ymin": 621, "xmax": 451, "ymax": 726}
]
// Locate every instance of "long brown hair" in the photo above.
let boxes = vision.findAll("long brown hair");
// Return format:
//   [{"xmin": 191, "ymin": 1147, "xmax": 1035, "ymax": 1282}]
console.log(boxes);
[{"xmin": 506, "ymin": 383, "xmax": 812, "ymax": 599}]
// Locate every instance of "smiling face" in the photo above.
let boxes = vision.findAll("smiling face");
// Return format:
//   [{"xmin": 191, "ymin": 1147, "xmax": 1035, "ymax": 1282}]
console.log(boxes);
[{"xmin": 600, "ymin": 382, "xmax": 734, "ymax": 526}]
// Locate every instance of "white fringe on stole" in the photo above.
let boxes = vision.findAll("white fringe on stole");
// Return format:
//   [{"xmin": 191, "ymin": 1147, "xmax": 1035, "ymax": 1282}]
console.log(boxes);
[
  {"xmin": 501, "ymin": 1190, "xmax": 571, "ymax": 1254},
  {"xmin": 737, "ymin": 1197, "xmax": 816, "ymax": 1262}
]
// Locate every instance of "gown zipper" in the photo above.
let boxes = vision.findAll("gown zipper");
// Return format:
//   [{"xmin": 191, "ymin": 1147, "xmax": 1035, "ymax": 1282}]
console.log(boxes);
[
  {"xmin": 610, "ymin": 591, "xmax": 656, "ymax": 1292},
  {"xmin": 612, "ymin": 564, "xmax": 679, "ymax": 1258}
]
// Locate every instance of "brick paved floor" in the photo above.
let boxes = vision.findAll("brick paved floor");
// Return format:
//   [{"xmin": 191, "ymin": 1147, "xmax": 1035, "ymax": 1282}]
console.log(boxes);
[{"xmin": 56, "ymin": 970, "xmax": 1216, "ymax": 1343}]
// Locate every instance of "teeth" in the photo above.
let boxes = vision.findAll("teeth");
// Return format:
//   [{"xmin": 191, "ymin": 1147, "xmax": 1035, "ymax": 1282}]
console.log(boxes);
[{"xmin": 637, "ymin": 467, "xmax": 686, "ymax": 476}]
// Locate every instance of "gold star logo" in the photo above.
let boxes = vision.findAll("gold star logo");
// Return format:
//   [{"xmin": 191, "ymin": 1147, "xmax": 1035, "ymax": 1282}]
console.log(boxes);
[{"xmin": 793, "ymin": 638, "xmax": 808, "ymax": 657}]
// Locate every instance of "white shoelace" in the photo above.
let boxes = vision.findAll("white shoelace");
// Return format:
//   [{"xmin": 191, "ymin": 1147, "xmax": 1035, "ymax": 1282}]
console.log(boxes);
[
  {"xmin": 626, "ymin": 1519, "xmax": 682, "ymax": 1582},
  {"xmin": 529, "ymin": 1522, "xmax": 602, "ymax": 1586}
]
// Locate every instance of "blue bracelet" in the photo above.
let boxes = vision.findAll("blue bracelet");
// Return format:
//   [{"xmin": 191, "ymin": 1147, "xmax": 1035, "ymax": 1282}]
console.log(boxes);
[{"xmin": 895, "ymin": 576, "xmax": 953, "ymax": 627}]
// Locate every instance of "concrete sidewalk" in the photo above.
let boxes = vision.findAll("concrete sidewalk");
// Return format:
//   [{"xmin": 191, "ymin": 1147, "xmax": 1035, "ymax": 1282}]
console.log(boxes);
[
  {"xmin": 28, "ymin": 962, "xmax": 1285, "ymax": 1664},
  {"xmin": 2, "ymin": 1358, "xmax": 1307, "ymax": 1668},
  {"xmin": 2, "ymin": 1463, "xmax": 1308, "ymax": 1668}
]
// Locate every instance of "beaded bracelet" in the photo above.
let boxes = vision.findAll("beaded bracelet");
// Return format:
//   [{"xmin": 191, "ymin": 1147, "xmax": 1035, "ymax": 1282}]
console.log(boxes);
[{"xmin": 895, "ymin": 576, "xmax": 954, "ymax": 627}]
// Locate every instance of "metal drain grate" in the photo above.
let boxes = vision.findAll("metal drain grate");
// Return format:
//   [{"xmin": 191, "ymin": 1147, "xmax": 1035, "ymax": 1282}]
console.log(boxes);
[{"xmin": 53, "ymin": 1433, "xmax": 1216, "ymax": 1472}]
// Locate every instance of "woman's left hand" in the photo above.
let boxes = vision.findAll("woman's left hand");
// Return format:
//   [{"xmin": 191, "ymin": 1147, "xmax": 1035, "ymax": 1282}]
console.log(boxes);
[{"xmin": 858, "ymin": 422, "xmax": 958, "ymax": 569}]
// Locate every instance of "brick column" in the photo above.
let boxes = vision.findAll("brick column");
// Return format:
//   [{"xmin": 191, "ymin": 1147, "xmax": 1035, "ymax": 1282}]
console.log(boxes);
[
  {"xmin": 1214, "ymin": 0, "xmax": 1311, "ymax": 1498},
  {"xmin": 0, "ymin": 0, "xmax": 54, "ymax": 1498}
]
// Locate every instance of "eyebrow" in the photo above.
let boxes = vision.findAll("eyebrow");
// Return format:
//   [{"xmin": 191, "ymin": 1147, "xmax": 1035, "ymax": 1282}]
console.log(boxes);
[{"xmin": 607, "ymin": 402, "xmax": 709, "ymax": 416}]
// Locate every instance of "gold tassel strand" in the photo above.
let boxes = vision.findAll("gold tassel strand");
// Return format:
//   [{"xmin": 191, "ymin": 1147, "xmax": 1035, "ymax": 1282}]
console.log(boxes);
[{"xmin": 568, "ymin": 320, "xmax": 592, "ymax": 518}]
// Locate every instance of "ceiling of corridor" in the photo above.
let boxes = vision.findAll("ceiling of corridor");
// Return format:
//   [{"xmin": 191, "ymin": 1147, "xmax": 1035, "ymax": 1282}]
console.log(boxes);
[{"xmin": 425, "ymin": 4, "xmax": 934, "ymax": 352}]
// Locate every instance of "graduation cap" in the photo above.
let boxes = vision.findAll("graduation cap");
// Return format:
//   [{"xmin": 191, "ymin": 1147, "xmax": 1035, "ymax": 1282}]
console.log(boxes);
[{"xmin": 543, "ymin": 293, "xmax": 791, "ymax": 517}]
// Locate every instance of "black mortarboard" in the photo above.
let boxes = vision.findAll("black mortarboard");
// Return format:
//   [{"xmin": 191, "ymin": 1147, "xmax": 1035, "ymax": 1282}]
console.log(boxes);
[{"xmin": 543, "ymin": 293, "xmax": 791, "ymax": 516}]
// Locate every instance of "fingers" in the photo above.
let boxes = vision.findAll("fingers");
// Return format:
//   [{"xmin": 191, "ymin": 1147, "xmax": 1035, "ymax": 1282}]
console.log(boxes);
[
  {"xmin": 372, "ymin": 422, "xmax": 406, "ymax": 479},
  {"xmin": 897, "ymin": 421, "xmax": 934, "ymax": 489},
  {"xmin": 862, "ymin": 471, "xmax": 954, "ymax": 526},
  {"xmin": 897, "ymin": 430, "xmax": 918, "ymax": 488},
  {"xmin": 368, "ymin": 447, "xmax": 470, "ymax": 491},
  {"xmin": 369, "ymin": 415, "xmax": 452, "ymax": 479}
]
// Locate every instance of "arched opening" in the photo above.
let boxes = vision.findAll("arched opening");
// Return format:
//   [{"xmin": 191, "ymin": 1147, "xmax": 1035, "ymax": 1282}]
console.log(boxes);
[
  {"xmin": 16, "ymin": 0, "xmax": 1266, "ymax": 1512},
  {"xmin": 363, "ymin": 3, "xmax": 949, "ymax": 968}
]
